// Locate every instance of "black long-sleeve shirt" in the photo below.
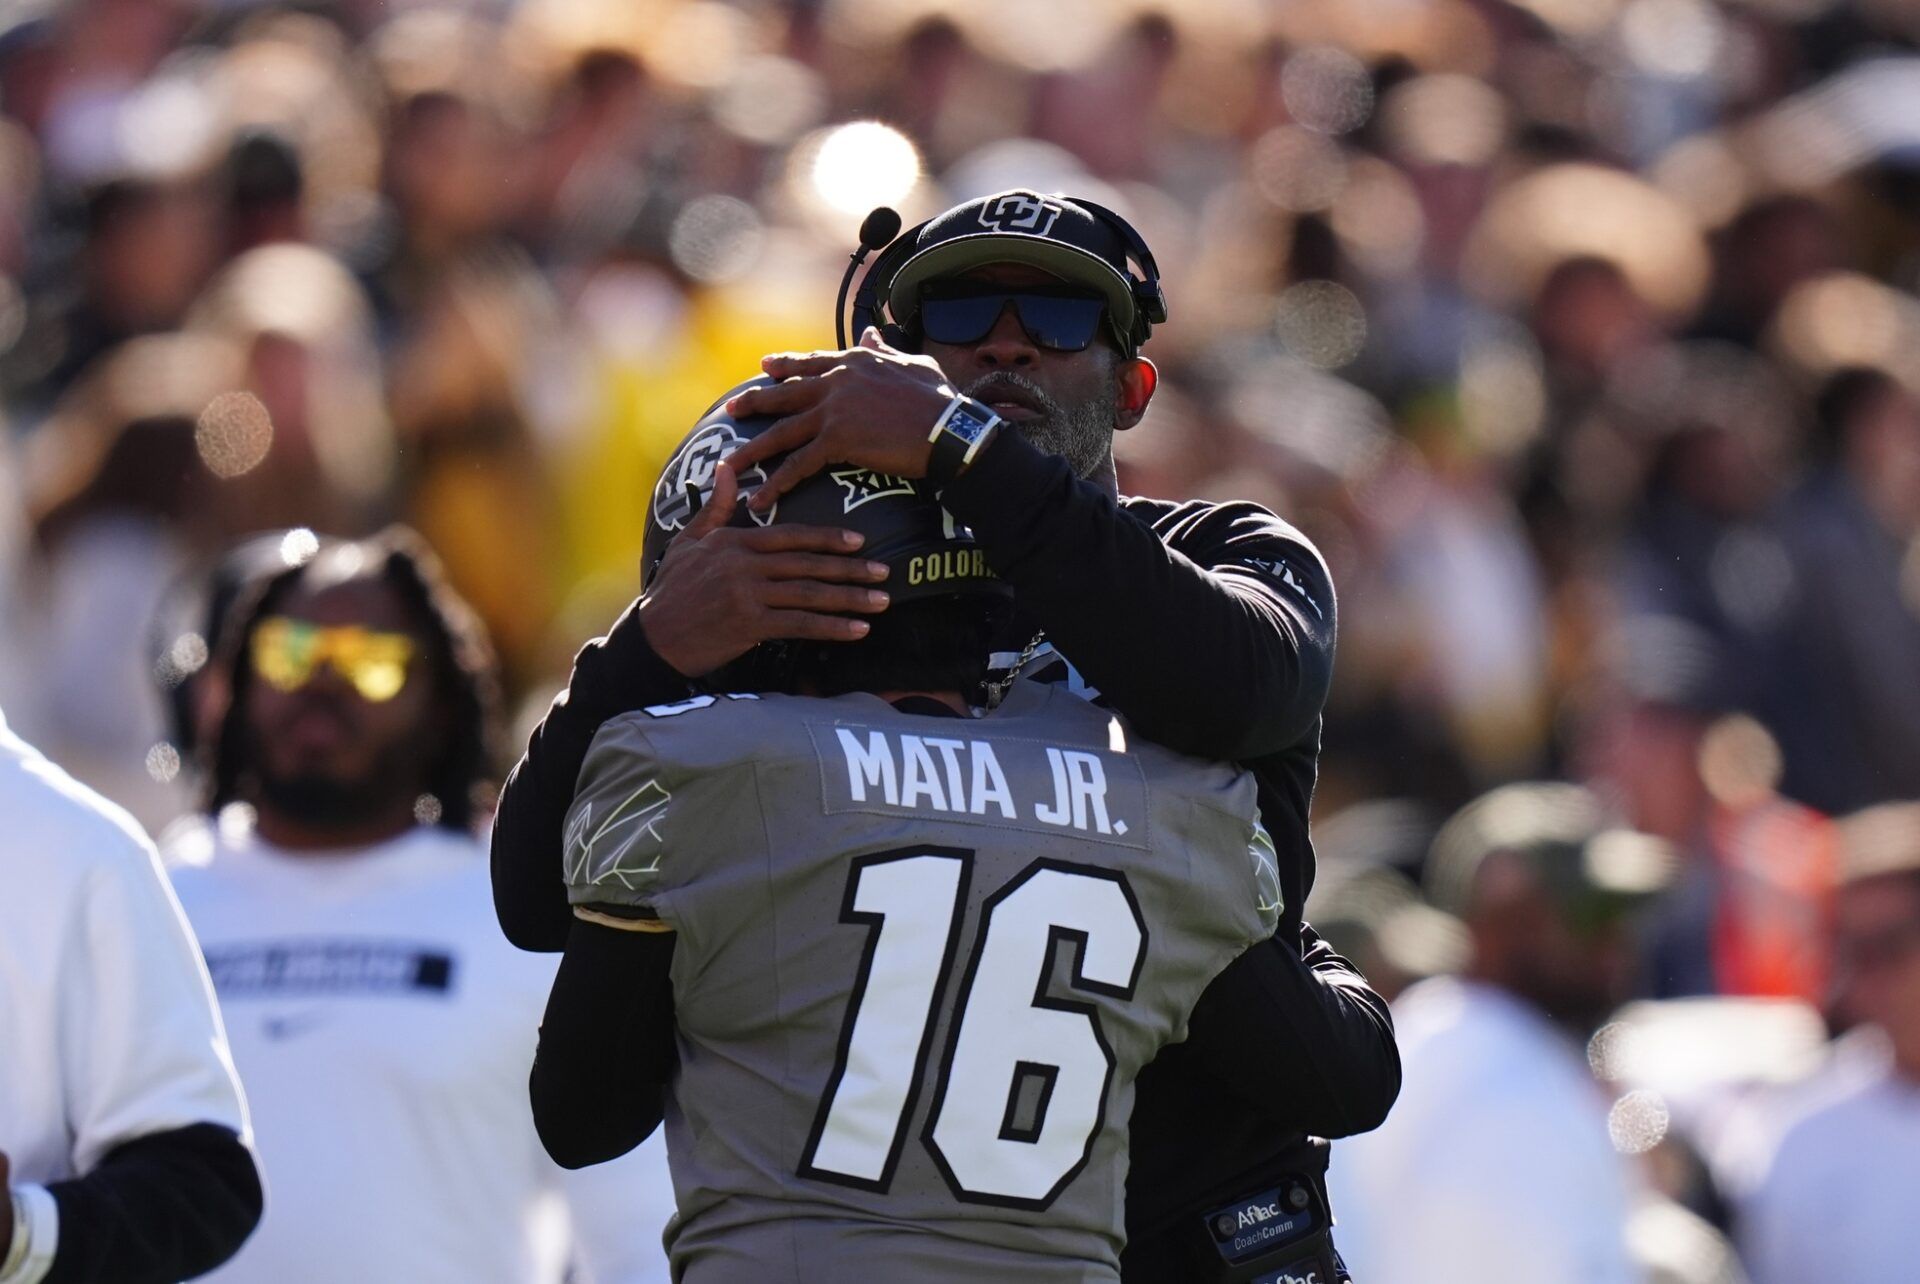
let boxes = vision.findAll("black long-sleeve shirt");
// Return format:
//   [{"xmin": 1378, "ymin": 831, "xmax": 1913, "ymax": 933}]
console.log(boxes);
[
  {"xmin": 532, "ymin": 921, "xmax": 676, "ymax": 1170},
  {"xmin": 494, "ymin": 429, "xmax": 1398, "ymax": 1270},
  {"xmin": 37, "ymin": 1122, "xmax": 262, "ymax": 1284}
]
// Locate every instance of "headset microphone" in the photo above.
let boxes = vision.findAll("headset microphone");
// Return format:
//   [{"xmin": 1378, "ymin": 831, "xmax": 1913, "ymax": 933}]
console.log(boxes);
[{"xmin": 835, "ymin": 206, "xmax": 904, "ymax": 348}]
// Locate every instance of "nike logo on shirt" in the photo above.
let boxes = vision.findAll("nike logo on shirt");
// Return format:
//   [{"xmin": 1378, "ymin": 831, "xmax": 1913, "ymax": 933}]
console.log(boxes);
[{"xmin": 261, "ymin": 1010, "xmax": 332, "ymax": 1041}]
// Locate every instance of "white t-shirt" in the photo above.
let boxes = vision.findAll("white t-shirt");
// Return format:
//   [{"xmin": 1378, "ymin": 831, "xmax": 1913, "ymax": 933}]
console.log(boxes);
[
  {"xmin": 0, "ymin": 709, "xmax": 251, "ymax": 1284},
  {"xmin": 1328, "ymin": 976, "xmax": 1641, "ymax": 1284},
  {"xmin": 1741, "ymin": 1041, "xmax": 1920, "ymax": 1284},
  {"xmin": 165, "ymin": 816, "xmax": 676, "ymax": 1284}
]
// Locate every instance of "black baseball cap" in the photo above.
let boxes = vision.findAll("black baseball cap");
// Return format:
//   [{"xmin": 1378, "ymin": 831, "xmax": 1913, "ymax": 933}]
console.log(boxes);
[{"xmin": 885, "ymin": 189, "xmax": 1162, "ymax": 355}]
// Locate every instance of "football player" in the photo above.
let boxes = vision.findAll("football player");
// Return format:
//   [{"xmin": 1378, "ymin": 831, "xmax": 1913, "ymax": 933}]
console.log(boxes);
[{"xmin": 531, "ymin": 391, "xmax": 1283, "ymax": 1282}]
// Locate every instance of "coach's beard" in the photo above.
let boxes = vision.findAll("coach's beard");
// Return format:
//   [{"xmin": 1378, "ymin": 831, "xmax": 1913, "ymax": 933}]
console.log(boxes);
[{"xmin": 965, "ymin": 372, "xmax": 1119, "ymax": 482}]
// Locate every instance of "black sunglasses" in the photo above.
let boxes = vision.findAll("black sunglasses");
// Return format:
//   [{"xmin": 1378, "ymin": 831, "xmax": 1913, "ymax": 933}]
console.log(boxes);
[{"xmin": 917, "ymin": 284, "xmax": 1109, "ymax": 352}]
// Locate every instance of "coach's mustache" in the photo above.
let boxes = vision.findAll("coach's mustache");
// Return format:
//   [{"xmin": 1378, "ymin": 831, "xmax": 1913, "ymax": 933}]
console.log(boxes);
[{"xmin": 964, "ymin": 373, "xmax": 1063, "ymax": 420}]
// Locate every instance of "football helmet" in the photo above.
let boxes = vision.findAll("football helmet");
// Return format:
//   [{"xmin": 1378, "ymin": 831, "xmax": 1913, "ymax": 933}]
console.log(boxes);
[{"xmin": 642, "ymin": 376, "xmax": 1010, "ymax": 609}]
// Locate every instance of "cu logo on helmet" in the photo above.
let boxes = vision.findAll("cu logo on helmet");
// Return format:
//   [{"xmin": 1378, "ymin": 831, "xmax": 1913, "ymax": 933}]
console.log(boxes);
[
  {"xmin": 653, "ymin": 422, "xmax": 774, "ymax": 532},
  {"xmin": 979, "ymin": 194, "xmax": 1062, "ymax": 235}
]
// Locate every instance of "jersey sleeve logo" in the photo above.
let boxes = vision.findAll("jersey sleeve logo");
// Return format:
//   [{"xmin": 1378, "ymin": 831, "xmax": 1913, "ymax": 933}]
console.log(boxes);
[
  {"xmin": 565, "ymin": 778, "xmax": 673, "ymax": 891},
  {"xmin": 1249, "ymin": 823, "xmax": 1283, "ymax": 932}
]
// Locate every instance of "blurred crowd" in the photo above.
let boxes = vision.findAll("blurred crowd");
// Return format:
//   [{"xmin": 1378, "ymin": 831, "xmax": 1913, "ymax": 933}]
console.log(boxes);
[{"xmin": 4, "ymin": 0, "xmax": 1920, "ymax": 1279}]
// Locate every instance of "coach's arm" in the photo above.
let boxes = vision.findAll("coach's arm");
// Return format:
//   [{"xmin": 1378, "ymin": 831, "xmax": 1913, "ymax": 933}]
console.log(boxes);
[
  {"xmin": 492, "ymin": 461, "xmax": 887, "ymax": 953},
  {"xmin": 1170, "ymin": 928, "xmax": 1398, "ymax": 1137},
  {"xmin": 939, "ymin": 431, "xmax": 1334, "ymax": 762}
]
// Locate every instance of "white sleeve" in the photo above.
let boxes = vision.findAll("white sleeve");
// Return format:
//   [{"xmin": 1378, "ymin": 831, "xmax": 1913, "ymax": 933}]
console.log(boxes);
[
  {"xmin": 61, "ymin": 838, "xmax": 252, "ymax": 1176},
  {"xmin": 552, "ymin": 1134, "xmax": 677, "ymax": 1283}
]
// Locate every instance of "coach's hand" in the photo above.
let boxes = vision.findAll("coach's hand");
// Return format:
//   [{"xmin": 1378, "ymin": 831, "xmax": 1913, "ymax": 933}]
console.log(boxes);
[
  {"xmin": 723, "ymin": 328, "xmax": 955, "ymax": 512},
  {"xmin": 638, "ymin": 459, "xmax": 890, "ymax": 678}
]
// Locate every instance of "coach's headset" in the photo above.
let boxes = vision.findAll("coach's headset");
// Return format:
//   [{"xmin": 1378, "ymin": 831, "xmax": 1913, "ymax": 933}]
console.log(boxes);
[{"xmin": 834, "ymin": 198, "xmax": 1168, "ymax": 357}]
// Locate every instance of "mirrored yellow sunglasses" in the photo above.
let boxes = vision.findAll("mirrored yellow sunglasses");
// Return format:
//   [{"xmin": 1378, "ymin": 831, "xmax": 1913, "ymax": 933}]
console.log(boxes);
[{"xmin": 250, "ymin": 616, "xmax": 417, "ymax": 703}]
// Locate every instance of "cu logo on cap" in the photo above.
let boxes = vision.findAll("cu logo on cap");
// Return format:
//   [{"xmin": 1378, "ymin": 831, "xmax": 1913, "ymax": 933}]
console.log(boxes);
[{"xmin": 979, "ymin": 194, "xmax": 1062, "ymax": 235}]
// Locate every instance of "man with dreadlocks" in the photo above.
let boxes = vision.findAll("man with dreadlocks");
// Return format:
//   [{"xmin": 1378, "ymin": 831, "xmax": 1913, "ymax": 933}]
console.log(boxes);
[{"xmin": 163, "ymin": 529, "xmax": 675, "ymax": 1283}]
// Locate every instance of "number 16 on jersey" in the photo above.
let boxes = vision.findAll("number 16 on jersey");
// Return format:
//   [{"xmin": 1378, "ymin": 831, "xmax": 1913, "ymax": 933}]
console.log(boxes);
[{"xmin": 798, "ymin": 847, "xmax": 1148, "ymax": 1209}]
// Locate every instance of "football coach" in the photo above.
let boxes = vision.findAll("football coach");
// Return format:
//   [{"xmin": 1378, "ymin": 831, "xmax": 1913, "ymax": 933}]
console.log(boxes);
[{"xmin": 492, "ymin": 189, "xmax": 1399, "ymax": 1281}]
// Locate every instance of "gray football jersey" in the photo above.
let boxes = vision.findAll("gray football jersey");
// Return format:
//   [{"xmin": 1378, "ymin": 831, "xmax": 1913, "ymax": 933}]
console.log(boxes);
[{"xmin": 563, "ymin": 679, "xmax": 1281, "ymax": 1283}]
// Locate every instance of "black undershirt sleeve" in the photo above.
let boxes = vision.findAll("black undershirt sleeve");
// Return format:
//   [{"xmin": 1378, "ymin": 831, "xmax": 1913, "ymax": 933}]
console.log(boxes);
[
  {"xmin": 43, "ymin": 1122, "xmax": 262, "ymax": 1284},
  {"xmin": 940, "ymin": 431, "xmax": 1336, "ymax": 762},
  {"xmin": 530, "ymin": 915, "xmax": 678, "ymax": 1169},
  {"xmin": 492, "ymin": 601, "xmax": 693, "ymax": 952}
]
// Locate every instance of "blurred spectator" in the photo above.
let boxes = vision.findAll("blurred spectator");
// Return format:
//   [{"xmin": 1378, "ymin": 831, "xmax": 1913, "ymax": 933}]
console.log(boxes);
[
  {"xmin": 360, "ymin": 11, "xmax": 528, "ymax": 335},
  {"xmin": 1534, "ymin": 256, "xmax": 1662, "ymax": 403},
  {"xmin": 165, "ymin": 531, "xmax": 674, "ymax": 1283},
  {"xmin": 1610, "ymin": 343, "xmax": 1798, "ymax": 689},
  {"xmin": 543, "ymin": 219, "xmax": 822, "ymax": 636},
  {"xmin": 1590, "ymin": 994, "xmax": 1829, "ymax": 1231},
  {"xmin": 1739, "ymin": 802, "xmax": 1920, "ymax": 1283},
  {"xmin": 0, "ymin": 433, "xmax": 30, "ymax": 714},
  {"xmin": 186, "ymin": 242, "xmax": 396, "ymax": 535},
  {"xmin": 221, "ymin": 131, "xmax": 305, "ymax": 256},
  {"xmin": 1578, "ymin": 628, "xmax": 1838, "ymax": 1001},
  {"xmin": 1307, "ymin": 862, "xmax": 1467, "ymax": 1005},
  {"xmin": 1330, "ymin": 783, "xmax": 1673, "ymax": 1283},
  {"xmin": 510, "ymin": 28, "xmax": 654, "ymax": 254},
  {"xmin": 1763, "ymin": 367, "xmax": 1920, "ymax": 814},
  {"xmin": 9, "ymin": 175, "xmax": 220, "ymax": 418},
  {"xmin": 1306, "ymin": 798, "xmax": 1465, "ymax": 1004},
  {"xmin": 1032, "ymin": 14, "xmax": 1180, "ymax": 181},
  {"xmin": 1695, "ymin": 196, "xmax": 1848, "ymax": 349},
  {"xmin": 385, "ymin": 249, "xmax": 562, "ymax": 689},
  {"xmin": 1367, "ymin": 427, "xmax": 1552, "ymax": 782},
  {"xmin": 11, "ymin": 333, "xmax": 243, "ymax": 827}
]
